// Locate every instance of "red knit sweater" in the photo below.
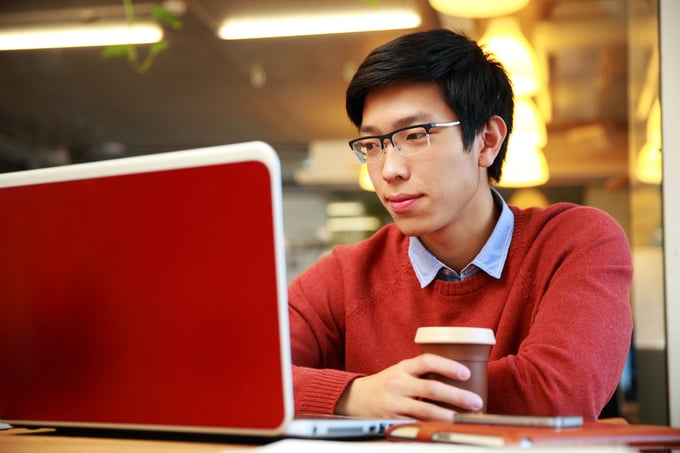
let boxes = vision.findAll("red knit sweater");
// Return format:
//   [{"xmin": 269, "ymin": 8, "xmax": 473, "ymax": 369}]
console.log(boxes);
[{"xmin": 288, "ymin": 203, "xmax": 633, "ymax": 421}]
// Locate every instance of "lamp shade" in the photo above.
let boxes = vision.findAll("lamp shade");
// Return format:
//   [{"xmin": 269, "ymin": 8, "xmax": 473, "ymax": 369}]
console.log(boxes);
[
  {"xmin": 498, "ymin": 134, "xmax": 550, "ymax": 188},
  {"xmin": 479, "ymin": 18, "xmax": 540, "ymax": 97},
  {"xmin": 514, "ymin": 98, "xmax": 547, "ymax": 147},
  {"xmin": 428, "ymin": 0, "xmax": 529, "ymax": 18}
]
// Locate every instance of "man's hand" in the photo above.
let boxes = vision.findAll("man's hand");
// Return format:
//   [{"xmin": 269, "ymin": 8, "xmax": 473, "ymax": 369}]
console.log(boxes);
[{"xmin": 334, "ymin": 353, "xmax": 484, "ymax": 420}]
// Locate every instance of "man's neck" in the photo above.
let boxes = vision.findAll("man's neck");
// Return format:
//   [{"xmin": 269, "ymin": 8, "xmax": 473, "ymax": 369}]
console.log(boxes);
[{"xmin": 419, "ymin": 188, "xmax": 501, "ymax": 273}]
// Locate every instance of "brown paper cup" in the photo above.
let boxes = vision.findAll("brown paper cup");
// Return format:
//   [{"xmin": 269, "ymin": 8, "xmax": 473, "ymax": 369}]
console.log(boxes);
[{"xmin": 415, "ymin": 326, "xmax": 495, "ymax": 412}]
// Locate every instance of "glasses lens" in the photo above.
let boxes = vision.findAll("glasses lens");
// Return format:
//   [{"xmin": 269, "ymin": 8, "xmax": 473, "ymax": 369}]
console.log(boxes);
[
  {"xmin": 393, "ymin": 126, "xmax": 430, "ymax": 156},
  {"xmin": 352, "ymin": 138, "xmax": 382, "ymax": 163}
]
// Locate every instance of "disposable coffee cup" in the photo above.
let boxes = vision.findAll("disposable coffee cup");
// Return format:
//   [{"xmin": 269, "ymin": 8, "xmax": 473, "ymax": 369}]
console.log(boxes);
[{"xmin": 414, "ymin": 326, "xmax": 495, "ymax": 412}]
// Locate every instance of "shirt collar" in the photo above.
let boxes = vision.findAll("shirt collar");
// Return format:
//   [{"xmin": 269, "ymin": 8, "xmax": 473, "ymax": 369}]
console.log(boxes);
[{"xmin": 408, "ymin": 188, "xmax": 514, "ymax": 288}]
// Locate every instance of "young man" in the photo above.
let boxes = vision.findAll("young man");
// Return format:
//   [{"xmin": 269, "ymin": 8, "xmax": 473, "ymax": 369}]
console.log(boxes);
[{"xmin": 288, "ymin": 29, "xmax": 633, "ymax": 422}]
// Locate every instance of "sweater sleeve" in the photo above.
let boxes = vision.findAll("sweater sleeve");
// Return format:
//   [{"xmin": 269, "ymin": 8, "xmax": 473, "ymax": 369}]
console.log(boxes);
[
  {"xmin": 486, "ymin": 205, "xmax": 633, "ymax": 421},
  {"xmin": 287, "ymin": 249, "xmax": 364, "ymax": 415}
]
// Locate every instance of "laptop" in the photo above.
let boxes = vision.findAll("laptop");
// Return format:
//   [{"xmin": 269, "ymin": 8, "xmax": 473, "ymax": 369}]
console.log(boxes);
[{"xmin": 0, "ymin": 141, "xmax": 406, "ymax": 438}]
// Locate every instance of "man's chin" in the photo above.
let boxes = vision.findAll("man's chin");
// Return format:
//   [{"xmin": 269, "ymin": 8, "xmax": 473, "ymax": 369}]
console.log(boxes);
[{"xmin": 392, "ymin": 218, "xmax": 429, "ymax": 237}]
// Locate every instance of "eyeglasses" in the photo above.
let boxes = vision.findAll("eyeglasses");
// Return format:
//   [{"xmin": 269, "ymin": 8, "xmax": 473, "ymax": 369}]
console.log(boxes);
[{"xmin": 348, "ymin": 121, "xmax": 461, "ymax": 164}]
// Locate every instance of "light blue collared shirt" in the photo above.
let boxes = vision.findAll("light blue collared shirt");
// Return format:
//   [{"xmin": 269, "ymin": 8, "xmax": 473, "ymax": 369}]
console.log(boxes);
[{"xmin": 408, "ymin": 189, "xmax": 514, "ymax": 287}]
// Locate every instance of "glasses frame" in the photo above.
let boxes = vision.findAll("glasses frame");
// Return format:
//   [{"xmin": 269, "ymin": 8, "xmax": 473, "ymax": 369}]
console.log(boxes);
[{"xmin": 348, "ymin": 120, "xmax": 461, "ymax": 164}]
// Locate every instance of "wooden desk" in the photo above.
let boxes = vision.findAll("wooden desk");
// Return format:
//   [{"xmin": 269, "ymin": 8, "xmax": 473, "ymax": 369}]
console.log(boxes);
[
  {"xmin": 0, "ymin": 426, "xmax": 654, "ymax": 453},
  {"xmin": 0, "ymin": 427, "xmax": 264, "ymax": 452}
]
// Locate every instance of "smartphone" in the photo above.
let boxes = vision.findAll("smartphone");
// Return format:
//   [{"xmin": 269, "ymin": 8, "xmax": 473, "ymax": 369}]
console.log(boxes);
[{"xmin": 452, "ymin": 413, "xmax": 584, "ymax": 428}]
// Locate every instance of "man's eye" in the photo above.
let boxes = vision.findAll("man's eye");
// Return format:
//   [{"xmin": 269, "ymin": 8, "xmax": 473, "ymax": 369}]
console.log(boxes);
[
  {"xmin": 406, "ymin": 132, "xmax": 427, "ymax": 141},
  {"xmin": 363, "ymin": 141, "xmax": 380, "ymax": 151}
]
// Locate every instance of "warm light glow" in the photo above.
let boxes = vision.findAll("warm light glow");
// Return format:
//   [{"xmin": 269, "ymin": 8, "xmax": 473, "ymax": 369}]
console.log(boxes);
[
  {"xmin": 359, "ymin": 164, "xmax": 375, "ymax": 192},
  {"xmin": 498, "ymin": 134, "xmax": 550, "ymax": 188},
  {"xmin": 0, "ymin": 22, "xmax": 163, "ymax": 51},
  {"xmin": 514, "ymin": 98, "xmax": 547, "ymax": 147},
  {"xmin": 218, "ymin": 9, "xmax": 421, "ymax": 40},
  {"xmin": 636, "ymin": 98, "xmax": 662, "ymax": 184},
  {"xmin": 479, "ymin": 18, "xmax": 540, "ymax": 97},
  {"xmin": 428, "ymin": 0, "xmax": 529, "ymax": 18},
  {"xmin": 508, "ymin": 188, "xmax": 550, "ymax": 208},
  {"xmin": 636, "ymin": 141, "xmax": 662, "ymax": 185}
]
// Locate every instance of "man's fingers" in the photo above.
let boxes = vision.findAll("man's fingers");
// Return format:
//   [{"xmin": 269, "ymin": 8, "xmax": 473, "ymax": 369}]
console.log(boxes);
[{"xmin": 405, "ymin": 353, "xmax": 471, "ymax": 381}]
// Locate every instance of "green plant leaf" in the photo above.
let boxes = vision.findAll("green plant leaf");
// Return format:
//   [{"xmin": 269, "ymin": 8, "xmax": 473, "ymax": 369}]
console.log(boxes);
[
  {"xmin": 149, "ymin": 40, "xmax": 169, "ymax": 56},
  {"xmin": 100, "ymin": 1, "xmax": 181, "ymax": 73},
  {"xmin": 152, "ymin": 3, "xmax": 182, "ymax": 30},
  {"xmin": 101, "ymin": 44, "xmax": 134, "ymax": 59}
]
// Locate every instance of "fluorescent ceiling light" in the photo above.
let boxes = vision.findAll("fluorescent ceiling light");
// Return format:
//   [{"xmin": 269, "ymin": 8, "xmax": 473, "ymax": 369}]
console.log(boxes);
[
  {"xmin": 0, "ymin": 22, "xmax": 163, "ymax": 51},
  {"xmin": 218, "ymin": 9, "xmax": 421, "ymax": 40}
]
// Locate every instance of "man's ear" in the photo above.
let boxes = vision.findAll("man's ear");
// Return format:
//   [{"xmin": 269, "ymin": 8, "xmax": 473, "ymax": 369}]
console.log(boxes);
[{"xmin": 478, "ymin": 115, "xmax": 507, "ymax": 168}]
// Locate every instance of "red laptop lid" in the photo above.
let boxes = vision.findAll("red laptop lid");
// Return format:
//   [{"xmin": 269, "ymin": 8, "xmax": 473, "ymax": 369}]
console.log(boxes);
[{"xmin": 0, "ymin": 142, "xmax": 293, "ymax": 435}]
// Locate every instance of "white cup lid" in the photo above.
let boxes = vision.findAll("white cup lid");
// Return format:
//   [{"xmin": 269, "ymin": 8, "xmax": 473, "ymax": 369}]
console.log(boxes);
[{"xmin": 414, "ymin": 326, "xmax": 496, "ymax": 345}]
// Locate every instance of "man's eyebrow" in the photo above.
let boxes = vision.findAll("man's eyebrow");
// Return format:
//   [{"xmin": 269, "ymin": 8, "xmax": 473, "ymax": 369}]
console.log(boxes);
[
  {"xmin": 358, "ymin": 125, "xmax": 380, "ymax": 135},
  {"xmin": 359, "ymin": 113, "xmax": 435, "ymax": 135}
]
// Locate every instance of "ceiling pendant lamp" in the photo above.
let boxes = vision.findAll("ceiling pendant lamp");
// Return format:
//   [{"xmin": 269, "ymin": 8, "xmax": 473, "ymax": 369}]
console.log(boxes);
[
  {"xmin": 428, "ymin": 0, "xmax": 529, "ymax": 18},
  {"xmin": 479, "ymin": 18, "xmax": 540, "ymax": 98},
  {"xmin": 498, "ymin": 98, "xmax": 550, "ymax": 188},
  {"xmin": 498, "ymin": 135, "xmax": 550, "ymax": 188},
  {"xmin": 514, "ymin": 98, "xmax": 547, "ymax": 147}
]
